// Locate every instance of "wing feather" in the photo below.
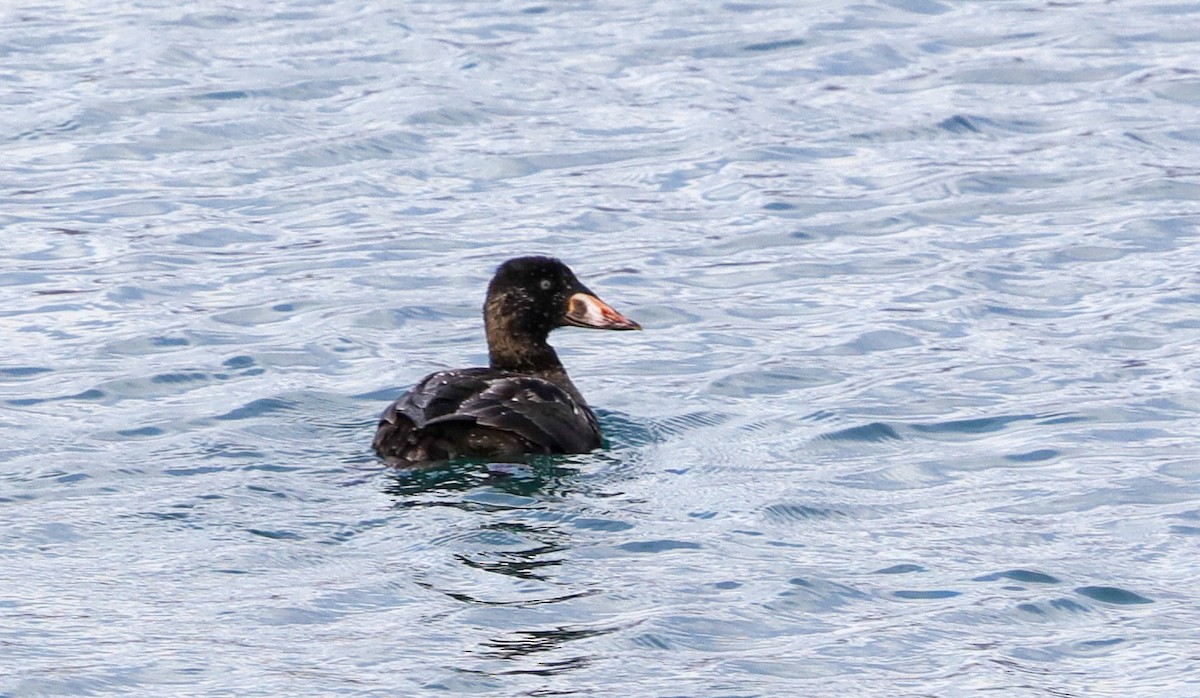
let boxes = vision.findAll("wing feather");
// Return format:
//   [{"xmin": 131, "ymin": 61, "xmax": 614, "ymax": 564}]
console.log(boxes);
[{"xmin": 372, "ymin": 368, "xmax": 600, "ymax": 461}]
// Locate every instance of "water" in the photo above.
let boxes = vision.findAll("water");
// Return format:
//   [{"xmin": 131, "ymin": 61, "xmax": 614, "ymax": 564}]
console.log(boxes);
[{"xmin": 3, "ymin": 0, "xmax": 1200, "ymax": 695}]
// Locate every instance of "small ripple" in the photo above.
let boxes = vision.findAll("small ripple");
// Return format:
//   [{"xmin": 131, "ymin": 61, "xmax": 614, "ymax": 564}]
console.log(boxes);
[
  {"xmin": 1075, "ymin": 586, "xmax": 1154, "ymax": 605},
  {"xmin": 852, "ymin": 113, "xmax": 1055, "ymax": 142},
  {"xmin": 1004, "ymin": 449, "xmax": 1060, "ymax": 463},
  {"xmin": 892, "ymin": 589, "xmax": 961, "ymax": 600},
  {"xmin": 0, "ymin": 366, "xmax": 54, "ymax": 379},
  {"xmin": 215, "ymin": 398, "xmax": 295, "ymax": 421},
  {"xmin": 212, "ymin": 301, "xmax": 315, "ymax": 327},
  {"xmin": 247, "ymin": 528, "xmax": 305, "ymax": 541},
  {"xmin": 638, "ymin": 612, "xmax": 796, "ymax": 653},
  {"xmin": 764, "ymin": 576, "xmax": 870, "ymax": 616},
  {"xmin": 1019, "ymin": 597, "xmax": 1092, "ymax": 616},
  {"xmin": 762, "ymin": 503, "xmax": 848, "ymax": 523},
  {"xmin": 164, "ymin": 465, "xmax": 225, "ymax": 476},
  {"xmin": 616, "ymin": 539, "xmax": 702, "ymax": 553},
  {"xmin": 649, "ymin": 410, "xmax": 730, "ymax": 436},
  {"xmin": 910, "ymin": 413, "xmax": 1037, "ymax": 435},
  {"xmin": 874, "ymin": 564, "xmax": 925, "ymax": 575},
  {"xmin": 1037, "ymin": 413, "xmax": 1089, "ymax": 426},
  {"xmin": 830, "ymin": 329, "xmax": 921, "ymax": 355},
  {"xmin": 974, "ymin": 569, "xmax": 1061, "ymax": 585},
  {"xmin": 150, "ymin": 371, "xmax": 208, "ymax": 385},
  {"xmin": 819, "ymin": 422, "xmax": 902, "ymax": 442},
  {"xmin": 709, "ymin": 366, "xmax": 843, "ymax": 397},
  {"xmin": 742, "ymin": 37, "xmax": 805, "ymax": 52},
  {"xmin": 7, "ymin": 387, "xmax": 105, "ymax": 407},
  {"xmin": 115, "ymin": 426, "xmax": 165, "ymax": 438},
  {"xmin": 570, "ymin": 517, "xmax": 634, "ymax": 532},
  {"xmin": 599, "ymin": 409, "xmax": 729, "ymax": 450},
  {"xmin": 258, "ymin": 606, "xmax": 341, "ymax": 626}
]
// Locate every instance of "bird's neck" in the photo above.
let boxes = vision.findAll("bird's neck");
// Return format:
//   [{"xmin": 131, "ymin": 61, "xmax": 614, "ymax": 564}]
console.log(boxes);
[
  {"xmin": 487, "ymin": 332, "xmax": 561, "ymax": 373},
  {"xmin": 483, "ymin": 296, "xmax": 587, "ymax": 405},
  {"xmin": 485, "ymin": 310, "xmax": 561, "ymax": 373},
  {"xmin": 485, "ymin": 315, "xmax": 587, "ymax": 406}
]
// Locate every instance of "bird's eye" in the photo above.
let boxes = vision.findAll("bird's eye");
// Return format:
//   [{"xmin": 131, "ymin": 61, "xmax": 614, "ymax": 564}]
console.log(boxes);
[{"xmin": 539, "ymin": 279, "xmax": 553, "ymax": 291}]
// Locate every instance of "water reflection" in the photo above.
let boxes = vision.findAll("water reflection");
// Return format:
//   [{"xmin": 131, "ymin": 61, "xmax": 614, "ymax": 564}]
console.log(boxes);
[
  {"xmin": 381, "ymin": 458, "xmax": 581, "ymax": 501},
  {"xmin": 456, "ymin": 522, "xmax": 568, "ymax": 582},
  {"xmin": 376, "ymin": 427, "xmax": 650, "ymax": 676},
  {"xmin": 383, "ymin": 458, "xmax": 590, "ymax": 606},
  {"xmin": 480, "ymin": 625, "xmax": 617, "ymax": 662}
]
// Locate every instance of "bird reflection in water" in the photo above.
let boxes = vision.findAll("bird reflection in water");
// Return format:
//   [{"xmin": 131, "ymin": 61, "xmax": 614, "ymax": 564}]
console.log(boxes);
[{"xmin": 380, "ymin": 454, "xmax": 635, "ymax": 674}]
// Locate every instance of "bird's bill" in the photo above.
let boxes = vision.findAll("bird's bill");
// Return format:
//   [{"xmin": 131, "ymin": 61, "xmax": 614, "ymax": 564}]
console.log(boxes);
[{"xmin": 564, "ymin": 292, "xmax": 641, "ymax": 330}]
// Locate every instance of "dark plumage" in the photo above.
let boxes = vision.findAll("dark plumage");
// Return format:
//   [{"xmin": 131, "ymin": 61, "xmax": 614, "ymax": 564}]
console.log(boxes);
[{"xmin": 372, "ymin": 256, "xmax": 640, "ymax": 465}]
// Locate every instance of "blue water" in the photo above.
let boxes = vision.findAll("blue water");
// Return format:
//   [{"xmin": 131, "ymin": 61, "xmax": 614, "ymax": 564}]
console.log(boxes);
[{"xmin": 3, "ymin": 0, "xmax": 1200, "ymax": 695}]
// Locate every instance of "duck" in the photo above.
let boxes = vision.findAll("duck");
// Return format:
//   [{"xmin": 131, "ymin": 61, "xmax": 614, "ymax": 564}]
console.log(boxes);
[{"xmin": 372, "ymin": 256, "xmax": 640, "ymax": 465}]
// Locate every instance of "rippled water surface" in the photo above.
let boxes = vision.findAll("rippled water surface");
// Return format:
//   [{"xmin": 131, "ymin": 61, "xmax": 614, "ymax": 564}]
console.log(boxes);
[{"xmin": 4, "ymin": 0, "xmax": 1200, "ymax": 695}]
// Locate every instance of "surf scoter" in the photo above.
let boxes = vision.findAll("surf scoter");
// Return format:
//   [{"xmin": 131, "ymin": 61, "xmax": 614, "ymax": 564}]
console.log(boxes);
[{"xmin": 372, "ymin": 256, "xmax": 640, "ymax": 464}]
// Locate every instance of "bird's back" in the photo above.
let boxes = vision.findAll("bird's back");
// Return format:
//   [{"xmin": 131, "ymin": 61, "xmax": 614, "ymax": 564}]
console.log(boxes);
[{"xmin": 372, "ymin": 367, "xmax": 601, "ymax": 464}]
